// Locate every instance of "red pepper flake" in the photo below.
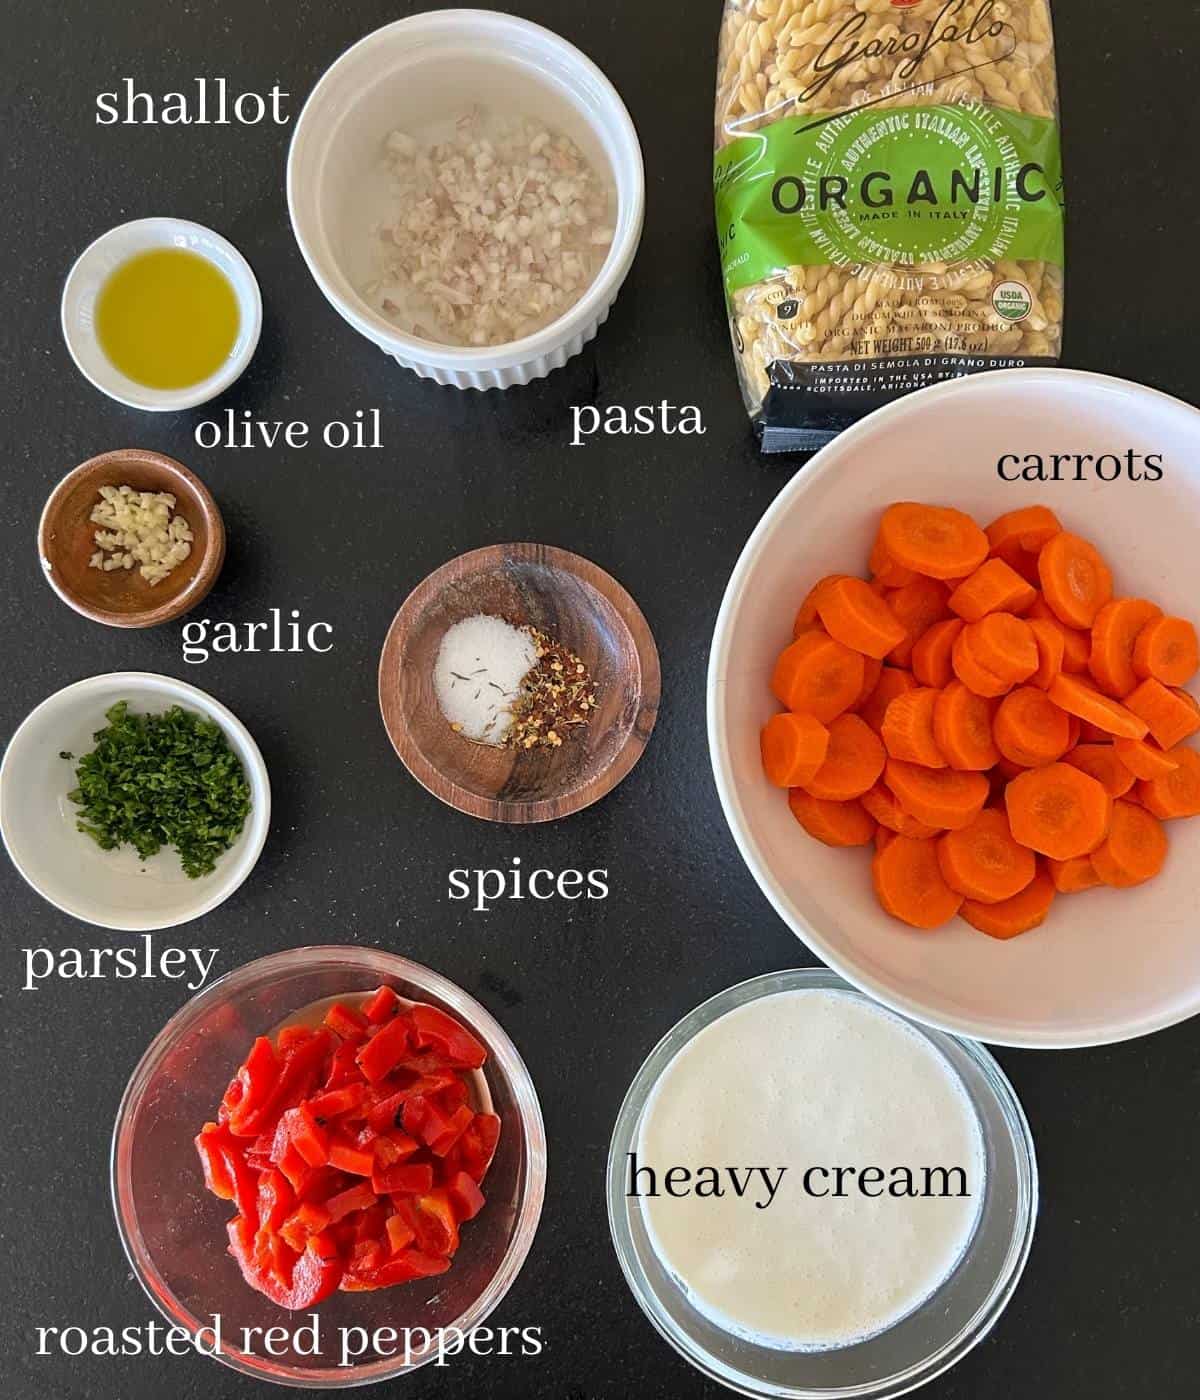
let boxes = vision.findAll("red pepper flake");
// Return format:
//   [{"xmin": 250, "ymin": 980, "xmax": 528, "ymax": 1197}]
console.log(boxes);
[{"xmin": 506, "ymin": 628, "xmax": 597, "ymax": 750}]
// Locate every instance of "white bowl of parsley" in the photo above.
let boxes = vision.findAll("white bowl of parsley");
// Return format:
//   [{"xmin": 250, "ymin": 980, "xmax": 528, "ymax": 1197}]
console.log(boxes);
[{"xmin": 0, "ymin": 673, "xmax": 270, "ymax": 930}]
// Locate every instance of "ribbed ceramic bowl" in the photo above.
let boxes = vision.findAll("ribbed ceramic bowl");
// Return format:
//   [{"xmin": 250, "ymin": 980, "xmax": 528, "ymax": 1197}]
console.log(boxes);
[
  {"xmin": 112, "ymin": 947, "xmax": 546, "ymax": 1388},
  {"xmin": 288, "ymin": 10, "xmax": 644, "ymax": 389}
]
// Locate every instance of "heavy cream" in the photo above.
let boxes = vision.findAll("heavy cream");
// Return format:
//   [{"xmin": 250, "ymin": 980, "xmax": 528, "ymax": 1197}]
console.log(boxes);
[{"xmin": 636, "ymin": 988, "xmax": 984, "ymax": 1351}]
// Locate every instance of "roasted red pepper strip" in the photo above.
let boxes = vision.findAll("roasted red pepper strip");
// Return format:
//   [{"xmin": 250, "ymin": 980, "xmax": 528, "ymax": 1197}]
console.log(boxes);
[
  {"xmin": 324, "ymin": 1001, "xmax": 369, "ymax": 1040},
  {"xmin": 413, "ymin": 1190, "xmax": 460, "ymax": 1256},
  {"xmin": 328, "ymin": 1139, "xmax": 375, "ymax": 1177},
  {"xmin": 428, "ymin": 1103, "xmax": 474, "ymax": 1157},
  {"xmin": 233, "ymin": 1031, "xmax": 332, "ymax": 1138},
  {"xmin": 229, "ymin": 1220, "xmax": 343, "ymax": 1310},
  {"xmin": 446, "ymin": 1170, "xmax": 486, "ymax": 1222},
  {"xmin": 224, "ymin": 1036, "xmax": 278, "ymax": 1134},
  {"xmin": 195, "ymin": 1123, "xmax": 236, "ymax": 1200},
  {"xmin": 307, "ymin": 1083, "xmax": 369, "ymax": 1122},
  {"xmin": 363, "ymin": 986, "xmax": 401, "ymax": 1024},
  {"xmin": 356, "ymin": 1014, "xmax": 413, "ymax": 1084},
  {"xmin": 343, "ymin": 1249, "xmax": 451, "ymax": 1290},
  {"xmin": 372, "ymin": 1162, "xmax": 435, "ymax": 1196},
  {"xmin": 458, "ymin": 1113, "xmax": 501, "ymax": 1182},
  {"xmin": 325, "ymin": 1181, "xmax": 378, "ymax": 1224},
  {"xmin": 409, "ymin": 1004, "xmax": 487, "ymax": 1069}
]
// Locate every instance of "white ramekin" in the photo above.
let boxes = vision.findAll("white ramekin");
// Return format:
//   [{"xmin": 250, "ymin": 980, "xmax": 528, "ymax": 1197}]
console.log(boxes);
[
  {"xmin": 287, "ymin": 10, "xmax": 644, "ymax": 390},
  {"xmin": 61, "ymin": 218, "xmax": 262, "ymax": 411}
]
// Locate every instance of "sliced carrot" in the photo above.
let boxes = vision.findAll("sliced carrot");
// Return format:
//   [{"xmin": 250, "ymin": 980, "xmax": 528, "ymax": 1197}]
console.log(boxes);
[
  {"xmin": 874, "ymin": 827, "xmax": 896, "ymax": 852},
  {"xmin": 884, "ymin": 759, "xmax": 989, "ymax": 831},
  {"xmin": 911, "ymin": 618, "xmax": 964, "ymax": 689},
  {"xmin": 1026, "ymin": 601, "xmax": 1093, "ymax": 674},
  {"xmin": 961, "ymin": 870, "xmax": 1055, "ymax": 939},
  {"xmin": 933, "ymin": 681, "xmax": 999, "ymax": 771},
  {"xmin": 852, "ymin": 655, "xmax": 884, "ymax": 711},
  {"xmin": 960, "ymin": 613, "xmax": 1039, "ymax": 683},
  {"xmin": 936, "ymin": 807, "xmax": 1036, "ymax": 904},
  {"xmin": 859, "ymin": 667, "xmax": 918, "ymax": 733},
  {"xmin": 948, "ymin": 558, "xmax": 1037, "ymax": 622},
  {"xmin": 993, "ymin": 685, "xmax": 1072, "ymax": 767},
  {"xmin": 1005, "ymin": 762, "xmax": 1112, "ymax": 860},
  {"xmin": 1089, "ymin": 800, "xmax": 1167, "ymax": 888},
  {"xmin": 1122, "ymin": 679, "xmax": 1200, "ymax": 749},
  {"xmin": 787, "ymin": 789, "xmax": 877, "ymax": 846},
  {"xmin": 1047, "ymin": 674, "xmax": 1148, "ymax": 740},
  {"xmin": 886, "ymin": 577, "xmax": 952, "ymax": 666},
  {"xmin": 985, "ymin": 505, "xmax": 1062, "ymax": 554},
  {"xmin": 1062, "ymin": 744, "xmax": 1135, "ymax": 797},
  {"xmin": 871, "ymin": 836, "xmax": 964, "ymax": 929},
  {"xmin": 802, "ymin": 714, "xmax": 886, "ymax": 801},
  {"xmin": 1027, "ymin": 618, "xmax": 1065, "ymax": 689},
  {"xmin": 881, "ymin": 688, "xmax": 946, "ymax": 768},
  {"xmin": 1045, "ymin": 855, "xmax": 1102, "ymax": 893},
  {"xmin": 1037, "ymin": 531, "xmax": 1113, "ymax": 629},
  {"xmin": 817, "ymin": 576, "xmax": 907, "ymax": 660},
  {"xmin": 869, "ymin": 534, "xmax": 915, "ymax": 588},
  {"xmin": 1088, "ymin": 598, "xmax": 1162, "ymax": 698},
  {"xmin": 1113, "ymin": 737, "xmax": 1179, "ymax": 781},
  {"xmin": 1077, "ymin": 721, "xmax": 1113, "ymax": 743},
  {"xmin": 951, "ymin": 628, "xmax": 1013, "ymax": 698},
  {"xmin": 879, "ymin": 503, "xmax": 989, "ymax": 581},
  {"xmin": 860, "ymin": 783, "xmax": 942, "ymax": 838},
  {"xmin": 760, "ymin": 712, "xmax": 830, "ymax": 788},
  {"xmin": 793, "ymin": 574, "xmax": 848, "ymax": 639},
  {"xmin": 1136, "ymin": 745, "xmax": 1200, "ymax": 819},
  {"xmin": 1132, "ymin": 615, "xmax": 1200, "ymax": 687},
  {"xmin": 772, "ymin": 632, "xmax": 866, "ymax": 723}
]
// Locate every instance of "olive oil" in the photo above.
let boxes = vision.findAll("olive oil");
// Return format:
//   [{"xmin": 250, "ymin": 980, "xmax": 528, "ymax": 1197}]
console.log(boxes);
[{"xmin": 96, "ymin": 248, "xmax": 239, "ymax": 389}]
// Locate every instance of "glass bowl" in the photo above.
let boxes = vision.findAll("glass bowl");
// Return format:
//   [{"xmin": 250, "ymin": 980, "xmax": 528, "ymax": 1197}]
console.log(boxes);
[
  {"xmin": 607, "ymin": 969, "xmax": 1037, "ymax": 1399},
  {"xmin": 112, "ymin": 946, "xmax": 546, "ymax": 1388}
]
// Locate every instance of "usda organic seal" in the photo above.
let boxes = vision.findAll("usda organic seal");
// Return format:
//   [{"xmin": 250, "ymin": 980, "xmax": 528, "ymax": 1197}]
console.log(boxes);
[{"xmin": 992, "ymin": 281, "xmax": 1033, "ymax": 323}]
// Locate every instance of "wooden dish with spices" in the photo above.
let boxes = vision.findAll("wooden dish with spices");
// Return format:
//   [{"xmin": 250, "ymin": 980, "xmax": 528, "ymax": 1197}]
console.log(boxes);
[
  {"xmin": 38, "ymin": 449, "xmax": 225, "ymax": 628},
  {"xmin": 379, "ymin": 544, "xmax": 661, "ymax": 823}
]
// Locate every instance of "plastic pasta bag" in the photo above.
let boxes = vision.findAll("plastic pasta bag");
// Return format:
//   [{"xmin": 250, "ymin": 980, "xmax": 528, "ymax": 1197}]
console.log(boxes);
[{"xmin": 714, "ymin": 0, "xmax": 1065, "ymax": 452}]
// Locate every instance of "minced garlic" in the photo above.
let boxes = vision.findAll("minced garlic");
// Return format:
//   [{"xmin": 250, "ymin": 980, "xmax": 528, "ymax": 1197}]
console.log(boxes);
[
  {"xmin": 367, "ymin": 108, "xmax": 615, "ymax": 348},
  {"xmin": 88, "ymin": 484, "xmax": 193, "ymax": 585}
]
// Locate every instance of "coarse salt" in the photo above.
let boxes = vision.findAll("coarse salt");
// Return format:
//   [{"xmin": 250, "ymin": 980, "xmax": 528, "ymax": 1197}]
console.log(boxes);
[{"xmin": 433, "ymin": 614, "xmax": 538, "ymax": 745}]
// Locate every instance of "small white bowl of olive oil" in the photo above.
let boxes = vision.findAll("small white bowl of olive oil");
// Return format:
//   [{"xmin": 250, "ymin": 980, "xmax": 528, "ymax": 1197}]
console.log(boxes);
[{"xmin": 61, "ymin": 217, "xmax": 262, "ymax": 412}]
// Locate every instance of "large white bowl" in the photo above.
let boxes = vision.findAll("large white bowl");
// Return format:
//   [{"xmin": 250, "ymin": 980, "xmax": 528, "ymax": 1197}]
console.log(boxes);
[
  {"xmin": 288, "ymin": 10, "xmax": 644, "ymax": 390},
  {"xmin": 1, "ymin": 673, "xmax": 270, "ymax": 931},
  {"xmin": 709, "ymin": 369, "xmax": 1200, "ymax": 1049}
]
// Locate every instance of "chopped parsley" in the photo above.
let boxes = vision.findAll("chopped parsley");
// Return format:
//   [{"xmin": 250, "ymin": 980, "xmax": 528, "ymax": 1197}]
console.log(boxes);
[{"xmin": 67, "ymin": 701, "xmax": 252, "ymax": 878}]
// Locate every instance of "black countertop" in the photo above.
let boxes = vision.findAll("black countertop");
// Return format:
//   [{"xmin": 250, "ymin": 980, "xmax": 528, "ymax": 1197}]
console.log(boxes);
[{"xmin": 3, "ymin": 2, "xmax": 1199, "ymax": 1397}]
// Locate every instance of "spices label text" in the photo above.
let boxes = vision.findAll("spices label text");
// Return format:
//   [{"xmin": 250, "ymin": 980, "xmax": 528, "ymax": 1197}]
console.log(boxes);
[{"xmin": 449, "ymin": 858, "xmax": 609, "ymax": 913}]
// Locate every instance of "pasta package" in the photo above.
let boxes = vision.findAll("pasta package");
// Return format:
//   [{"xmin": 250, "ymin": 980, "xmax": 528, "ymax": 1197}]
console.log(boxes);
[{"xmin": 714, "ymin": 0, "xmax": 1065, "ymax": 452}]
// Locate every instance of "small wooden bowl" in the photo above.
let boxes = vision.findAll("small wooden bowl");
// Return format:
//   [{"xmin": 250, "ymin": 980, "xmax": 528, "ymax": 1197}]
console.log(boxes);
[
  {"xmin": 38, "ymin": 449, "xmax": 225, "ymax": 628},
  {"xmin": 379, "ymin": 544, "xmax": 660, "ymax": 823}
]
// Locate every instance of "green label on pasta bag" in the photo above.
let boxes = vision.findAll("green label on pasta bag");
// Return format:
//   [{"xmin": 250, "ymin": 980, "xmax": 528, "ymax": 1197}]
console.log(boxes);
[{"xmin": 714, "ymin": 102, "xmax": 1064, "ymax": 295}]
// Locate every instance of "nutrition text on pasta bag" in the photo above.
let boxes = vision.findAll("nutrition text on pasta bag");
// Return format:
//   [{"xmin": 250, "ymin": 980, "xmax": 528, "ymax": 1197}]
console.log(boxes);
[
  {"xmin": 34, "ymin": 1315, "xmax": 544, "ymax": 1369},
  {"xmin": 714, "ymin": 0, "xmax": 1066, "ymax": 452}
]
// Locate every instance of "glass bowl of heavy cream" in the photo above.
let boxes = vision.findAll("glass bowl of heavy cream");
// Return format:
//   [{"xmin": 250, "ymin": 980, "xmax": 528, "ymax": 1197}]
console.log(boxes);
[{"xmin": 607, "ymin": 969, "xmax": 1037, "ymax": 1398}]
